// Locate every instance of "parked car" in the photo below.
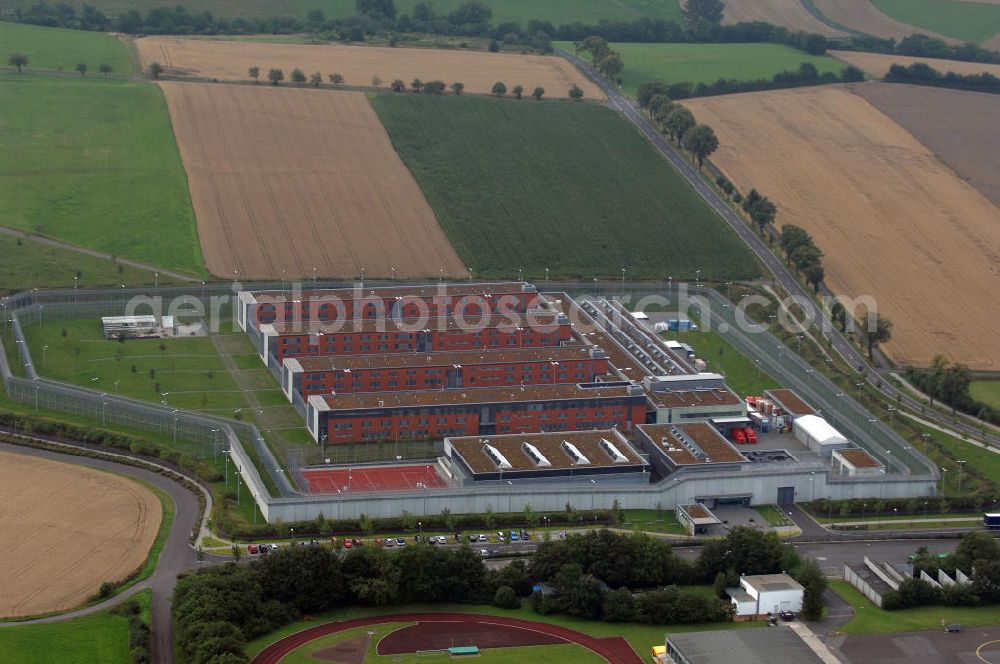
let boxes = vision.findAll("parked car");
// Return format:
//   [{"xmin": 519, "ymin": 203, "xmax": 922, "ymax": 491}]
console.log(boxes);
[
  {"xmin": 779, "ymin": 611, "xmax": 795, "ymax": 621},
  {"xmin": 247, "ymin": 544, "xmax": 259, "ymax": 554},
  {"xmin": 478, "ymin": 533, "xmax": 488, "ymax": 542},
  {"xmin": 480, "ymin": 549, "xmax": 489, "ymax": 557},
  {"xmin": 374, "ymin": 538, "xmax": 383, "ymax": 546},
  {"xmin": 469, "ymin": 534, "xmax": 479, "ymax": 543},
  {"xmin": 259, "ymin": 544, "xmax": 272, "ymax": 554},
  {"xmin": 496, "ymin": 532, "xmax": 506, "ymax": 542},
  {"xmin": 352, "ymin": 538, "xmax": 364, "ymax": 547},
  {"xmin": 946, "ymin": 624, "xmax": 963, "ymax": 633},
  {"xmin": 556, "ymin": 531, "xmax": 567, "ymax": 540},
  {"xmin": 395, "ymin": 538, "xmax": 406, "ymax": 547},
  {"xmin": 343, "ymin": 540, "xmax": 353, "ymax": 549},
  {"xmin": 437, "ymin": 536, "xmax": 449, "ymax": 544},
  {"xmin": 383, "ymin": 538, "xmax": 394, "ymax": 548},
  {"xmin": 509, "ymin": 531, "xmax": 519, "ymax": 541},
  {"xmin": 520, "ymin": 530, "xmax": 530, "ymax": 541}
]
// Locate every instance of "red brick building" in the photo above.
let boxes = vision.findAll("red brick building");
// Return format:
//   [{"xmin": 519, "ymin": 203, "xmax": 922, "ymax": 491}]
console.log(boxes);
[
  {"xmin": 238, "ymin": 282, "xmax": 538, "ymax": 329},
  {"xmin": 258, "ymin": 312, "xmax": 573, "ymax": 365},
  {"xmin": 306, "ymin": 382, "xmax": 648, "ymax": 444},
  {"xmin": 281, "ymin": 345, "xmax": 609, "ymax": 401}
]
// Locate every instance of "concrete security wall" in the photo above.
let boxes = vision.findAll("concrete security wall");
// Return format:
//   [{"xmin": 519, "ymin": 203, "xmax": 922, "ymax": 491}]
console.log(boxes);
[{"xmin": 845, "ymin": 564, "xmax": 884, "ymax": 608}]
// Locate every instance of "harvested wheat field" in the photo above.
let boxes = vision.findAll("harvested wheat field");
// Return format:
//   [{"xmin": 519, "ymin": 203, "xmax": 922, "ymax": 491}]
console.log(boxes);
[
  {"xmin": 831, "ymin": 49, "xmax": 1000, "ymax": 78},
  {"xmin": 137, "ymin": 37, "xmax": 602, "ymax": 99},
  {"xmin": 686, "ymin": 86, "xmax": 1000, "ymax": 369},
  {"xmin": 854, "ymin": 82, "xmax": 1000, "ymax": 208},
  {"xmin": 814, "ymin": 0, "xmax": 958, "ymax": 42},
  {"xmin": 0, "ymin": 451, "xmax": 161, "ymax": 618},
  {"xmin": 159, "ymin": 82, "xmax": 466, "ymax": 279},
  {"xmin": 719, "ymin": 0, "xmax": 846, "ymax": 36}
]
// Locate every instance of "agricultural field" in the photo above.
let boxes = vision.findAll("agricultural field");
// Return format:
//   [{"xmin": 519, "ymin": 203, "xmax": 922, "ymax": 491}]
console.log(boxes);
[
  {"xmin": 135, "ymin": 38, "xmax": 603, "ymax": 99},
  {"xmin": 0, "ymin": 233, "xmax": 165, "ymax": 294},
  {"xmin": 0, "ymin": 451, "xmax": 161, "ymax": 618},
  {"xmin": 830, "ymin": 49, "xmax": 1000, "ymax": 78},
  {"xmin": 684, "ymin": 85, "xmax": 1000, "ymax": 369},
  {"xmin": 371, "ymin": 93, "xmax": 760, "ymax": 281},
  {"xmin": 0, "ymin": 74, "xmax": 204, "ymax": 277},
  {"xmin": 0, "ymin": 0, "xmax": 673, "ymax": 23},
  {"xmin": 0, "ymin": 590, "xmax": 149, "ymax": 664},
  {"xmin": 872, "ymin": 0, "xmax": 1000, "ymax": 44},
  {"xmin": 813, "ymin": 0, "xmax": 959, "ymax": 42},
  {"xmin": 159, "ymin": 82, "xmax": 465, "ymax": 279},
  {"xmin": 971, "ymin": 380, "xmax": 1000, "ymax": 410},
  {"xmin": 0, "ymin": 21, "xmax": 132, "ymax": 74},
  {"xmin": 720, "ymin": 0, "xmax": 846, "ymax": 36},
  {"xmin": 559, "ymin": 42, "xmax": 844, "ymax": 96},
  {"xmin": 853, "ymin": 82, "xmax": 1000, "ymax": 208}
]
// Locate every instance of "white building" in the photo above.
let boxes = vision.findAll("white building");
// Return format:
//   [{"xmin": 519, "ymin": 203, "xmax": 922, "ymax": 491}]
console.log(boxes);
[
  {"xmin": 731, "ymin": 573, "xmax": 804, "ymax": 617},
  {"xmin": 793, "ymin": 414, "xmax": 851, "ymax": 457}
]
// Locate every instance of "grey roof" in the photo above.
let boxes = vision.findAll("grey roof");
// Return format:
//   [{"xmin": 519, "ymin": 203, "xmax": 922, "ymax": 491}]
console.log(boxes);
[
  {"xmin": 666, "ymin": 628, "xmax": 825, "ymax": 664},
  {"xmin": 740, "ymin": 573, "xmax": 804, "ymax": 594}
]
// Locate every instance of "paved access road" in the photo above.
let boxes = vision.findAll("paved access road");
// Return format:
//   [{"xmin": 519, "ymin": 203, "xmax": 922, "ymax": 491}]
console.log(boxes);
[
  {"xmin": 560, "ymin": 51, "xmax": 1000, "ymax": 452},
  {"xmin": 0, "ymin": 437, "xmax": 213, "ymax": 664}
]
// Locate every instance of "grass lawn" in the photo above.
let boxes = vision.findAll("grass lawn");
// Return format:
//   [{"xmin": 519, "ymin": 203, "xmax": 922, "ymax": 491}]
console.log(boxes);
[
  {"xmin": 0, "ymin": 589, "xmax": 150, "ymax": 664},
  {"xmin": 0, "ymin": 233, "xmax": 168, "ymax": 294},
  {"xmin": 277, "ymin": 622, "xmax": 607, "ymax": 664},
  {"xmin": 556, "ymin": 42, "xmax": 845, "ymax": 96},
  {"xmin": 0, "ymin": 74, "xmax": 205, "ymax": 277},
  {"xmin": 971, "ymin": 380, "xmax": 1000, "ymax": 410},
  {"xmin": 873, "ymin": 0, "xmax": 1000, "ymax": 45},
  {"xmin": 662, "ymin": 328, "xmax": 780, "ymax": 397},
  {"xmin": 244, "ymin": 602, "xmax": 760, "ymax": 659},
  {"xmin": 915, "ymin": 423, "xmax": 1000, "ymax": 495},
  {"xmin": 0, "ymin": 22, "xmax": 132, "ymax": 75},
  {"xmin": 620, "ymin": 508, "xmax": 686, "ymax": 535},
  {"xmin": 754, "ymin": 504, "xmax": 791, "ymax": 527},
  {"xmin": 829, "ymin": 579, "xmax": 1000, "ymax": 635},
  {"xmin": 371, "ymin": 93, "xmax": 759, "ymax": 281}
]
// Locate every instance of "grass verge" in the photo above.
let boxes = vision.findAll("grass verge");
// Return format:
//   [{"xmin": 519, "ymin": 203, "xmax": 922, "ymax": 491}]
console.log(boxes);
[{"xmin": 0, "ymin": 22, "xmax": 132, "ymax": 74}]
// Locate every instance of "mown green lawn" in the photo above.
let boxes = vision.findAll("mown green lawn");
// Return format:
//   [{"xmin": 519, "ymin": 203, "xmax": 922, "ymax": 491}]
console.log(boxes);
[
  {"xmin": 0, "ymin": 74, "xmax": 205, "ymax": 277},
  {"xmin": 620, "ymin": 508, "xmax": 686, "ymax": 535},
  {"xmin": 371, "ymin": 92, "xmax": 759, "ymax": 281},
  {"xmin": 0, "ymin": 590, "xmax": 150, "ymax": 664},
  {"xmin": 873, "ymin": 0, "xmax": 1000, "ymax": 45},
  {"xmin": 662, "ymin": 328, "xmax": 780, "ymax": 397},
  {"xmin": 556, "ymin": 42, "xmax": 845, "ymax": 96},
  {"xmin": 277, "ymin": 622, "xmax": 607, "ymax": 664},
  {"xmin": 971, "ymin": 380, "xmax": 1000, "ymax": 410},
  {"xmin": 829, "ymin": 580, "xmax": 1000, "ymax": 635},
  {"xmin": 244, "ymin": 602, "xmax": 761, "ymax": 659},
  {"xmin": 0, "ymin": 233, "xmax": 166, "ymax": 294},
  {"xmin": 0, "ymin": 21, "xmax": 132, "ymax": 75}
]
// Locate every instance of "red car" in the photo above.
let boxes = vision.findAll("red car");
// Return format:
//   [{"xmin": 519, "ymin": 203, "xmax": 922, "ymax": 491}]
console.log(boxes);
[
  {"xmin": 247, "ymin": 544, "xmax": 259, "ymax": 554},
  {"xmin": 343, "ymin": 539, "xmax": 353, "ymax": 549}
]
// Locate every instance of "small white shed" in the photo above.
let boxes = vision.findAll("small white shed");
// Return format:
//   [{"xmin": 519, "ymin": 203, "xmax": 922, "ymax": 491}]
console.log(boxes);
[
  {"xmin": 793, "ymin": 414, "xmax": 850, "ymax": 457},
  {"xmin": 738, "ymin": 573, "xmax": 804, "ymax": 616}
]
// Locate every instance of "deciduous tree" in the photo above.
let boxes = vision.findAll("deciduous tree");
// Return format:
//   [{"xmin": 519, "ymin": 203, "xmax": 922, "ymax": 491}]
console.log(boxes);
[
  {"xmin": 267, "ymin": 68, "xmax": 284, "ymax": 85},
  {"xmin": 492, "ymin": 80, "xmax": 507, "ymax": 96},
  {"xmin": 248, "ymin": 66, "xmax": 260, "ymax": 83},
  {"xmin": 568, "ymin": 84, "xmax": 584, "ymax": 100},
  {"xmin": 683, "ymin": 123, "xmax": 719, "ymax": 168},
  {"xmin": 329, "ymin": 72, "xmax": 345, "ymax": 87},
  {"xmin": 532, "ymin": 86, "xmax": 545, "ymax": 100},
  {"xmin": 8, "ymin": 53, "xmax": 28, "ymax": 72},
  {"xmin": 511, "ymin": 84, "xmax": 524, "ymax": 99},
  {"xmin": 99, "ymin": 63, "xmax": 112, "ymax": 78}
]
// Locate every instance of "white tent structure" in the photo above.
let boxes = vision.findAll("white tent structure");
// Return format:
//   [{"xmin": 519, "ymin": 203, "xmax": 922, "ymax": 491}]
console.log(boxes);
[{"xmin": 793, "ymin": 414, "xmax": 850, "ymax": 457}]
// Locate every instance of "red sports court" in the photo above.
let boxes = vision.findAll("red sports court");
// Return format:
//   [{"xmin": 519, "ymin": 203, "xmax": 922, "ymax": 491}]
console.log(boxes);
[{"xmin": 302, "ymin": 464, "xmax": 447, "ymax": 494}]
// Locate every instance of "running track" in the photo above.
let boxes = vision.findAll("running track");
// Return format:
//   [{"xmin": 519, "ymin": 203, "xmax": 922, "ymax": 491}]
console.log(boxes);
[{"xmin": 251, "ymin": 613, "xmax": 644, "ymax": 664}]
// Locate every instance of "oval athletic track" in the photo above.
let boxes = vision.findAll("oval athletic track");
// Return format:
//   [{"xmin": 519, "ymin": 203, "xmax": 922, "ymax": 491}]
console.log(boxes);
[{"xmin": 251, "ymin": 612, "xmax": 643, "ymax": 664}]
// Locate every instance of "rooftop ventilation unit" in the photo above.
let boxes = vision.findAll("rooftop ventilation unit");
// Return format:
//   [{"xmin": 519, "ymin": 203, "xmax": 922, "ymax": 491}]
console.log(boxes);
[
  {"xmin": 483, "ymin": 443, "xmax": 512, "ymax": 470},
  {"xmin": 669, "ymin": 427, "xmax": 708, "ymax": 461},
  {"xmin": 561, "ymin": 440, "xmax": 591, "ymax": 465},
  {"xmin": 600, "ymin": 438, "xmax": 629, "ymax": 464},
  {"xmin": 521, "ymin": 442, "xmax": 552, "ymax": 467}
]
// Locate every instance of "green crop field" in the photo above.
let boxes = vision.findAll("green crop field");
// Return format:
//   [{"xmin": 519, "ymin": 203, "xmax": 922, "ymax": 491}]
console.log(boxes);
[
  {"xmin": 971, "ymin": 380, "xmax": 1000, "ymax": 410},
  {"xmin": 371, "ymin": 93, "xmax": 759, "ymax": 281},
  {"xmin": 0, "ymin": 234, "xmax": 167, "ymax": 293},
  {"xmin": 556, "ymin": 42, "xmax": 844, "ymax": 97},
  {"xmin": 0, "ymin": 74, "xmax": 205, "ymax": 277},
  {"xmin": 873, "ymin": 0, "xmax": 1000, "ymax": 45},
  {"xmin": 0, "ymin": 0, "xmax": 678, "ymax": 23},
  {"xmin": 0, "ymin": 590, "xmax": 149, "ymax": 664},
  {"xmin": 0, "ymin": 21, "xmax": 133, "ymax": 75}
]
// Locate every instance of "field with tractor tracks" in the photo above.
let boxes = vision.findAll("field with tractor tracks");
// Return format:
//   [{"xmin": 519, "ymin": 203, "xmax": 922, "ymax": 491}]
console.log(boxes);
[
  {"xmin": 371, "ymin": 92, "xmax": 760, "ymax": 281},
  {"xmin": 136, "ymin": 38, "xmax": 602, "ymax": 99},
  {"xmin": 813, "ymin": 0, "xmax": 959, "ymax": 42},
  {"xmin": 159, "ymin": 82, "xmax": 465, "ymax": 279},
  {"xmin": 685, "ymin": 85, "xmax": 1000, "ymax": 369},
  {"xmin": 0, "ymin": 451, "xmax": 161, "ymax": 618},
  {"xmin": 720, "ymin": 0, "xmax": 846, "ymax": 36}
]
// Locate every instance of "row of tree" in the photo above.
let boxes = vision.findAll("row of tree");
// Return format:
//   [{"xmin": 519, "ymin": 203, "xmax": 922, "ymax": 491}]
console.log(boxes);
[
  {"xmin": 846, "ymin": 33, "xmax": 1000, "ymax": 67},
  {"xmin": 658, "ymin": 62, "xmax": 865, "ymax": 101},
  {"xmin": 637, "ymin": 86, "xmax": 719, "ymax": 168},
  {"xmin": 885, "ymin": 62, "xmax": 1000, "ymax": 96},
  {"xmin": 5, "ymin": 54, "xmax": 113, "ymax": 77},
  {"xmin": 577, "ymin": 35, "xmax": 624, "ymax": 81},
  {"xmin": 884, "ymin": 532, "xmax": 1000, "ymax": 610},
  {"xmin": 905, "ymin": 356, "xmax": 1000, "ymax": 427},
  {"xmin": 805, "ymin": 492, "xmax": 998, "ymax": 520},
  {"xmin": 779, "ymin": 224, "xmax": 826, "ymax": 293}
]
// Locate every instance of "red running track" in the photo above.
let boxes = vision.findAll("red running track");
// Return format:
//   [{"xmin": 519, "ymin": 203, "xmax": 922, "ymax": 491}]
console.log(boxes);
[
  {"xmin": 251, "ymin": 613, "xmax": 644, "ymax": 664},
  {"xmin": 302, "ymin": 464, "xmax": 446, "ymax": 494}
]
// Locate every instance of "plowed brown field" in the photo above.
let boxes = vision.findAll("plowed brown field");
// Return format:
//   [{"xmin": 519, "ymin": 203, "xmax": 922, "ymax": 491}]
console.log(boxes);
[
  {"xmin": 0, "ymin": 451, "xmax": 161, "ymax": 618},
  {"xmin": 831, "ymin": 49, "xmax": 1000, "ymax": 78},
  {"xmin": 137, "ymin": 38, "xmax": 602, "ymax": 99},
  {"xmin": 685, "ymin": 86, "xmax": 1000, "ymax": 369},
  {"xmin": 159, "ymin": 82, "xmax": 466, "ymax": 279},
  {"xmin": 814, "ymin": 0, "xmax": 959, "ymax": 42},
  {"xmin": 720, "ymin": 0, "xmax": 846, "ymax": 36}
]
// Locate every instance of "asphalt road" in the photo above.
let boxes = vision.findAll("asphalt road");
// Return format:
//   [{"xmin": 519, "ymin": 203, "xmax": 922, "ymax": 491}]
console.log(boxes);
[
  {"xmin": 0, "ymin": 438, "xmax": 210, "ymax": 664},
  {"xmin": 560, "ymin": 51, "xmax": 1000, "ymax": 452}
]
